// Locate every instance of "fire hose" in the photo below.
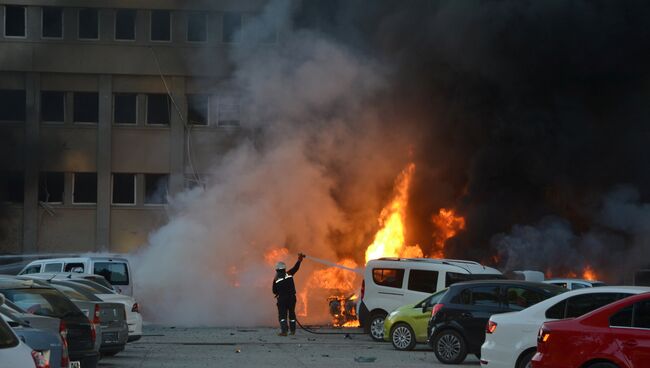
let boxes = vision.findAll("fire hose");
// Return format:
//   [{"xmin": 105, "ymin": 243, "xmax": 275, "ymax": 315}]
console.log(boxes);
[{"xmin": 294, "ymin": 254, "xmax": 366, "ymax": 335}]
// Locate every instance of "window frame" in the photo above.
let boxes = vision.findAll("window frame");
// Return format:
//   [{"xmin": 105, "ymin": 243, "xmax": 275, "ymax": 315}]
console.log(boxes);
[
  {"xmin": 77, "ymin": 8, "xmax": 100, "ymax": 41},
  {"xmin": 144, "ymin": 173, "xmax": 169, "ymax": 205},
  {"xmin": 111, "ymin": 173, "xmax": 137, "ymax": 206},
  {"xmin": 187, "ymin": 94, "xmax": 210, "ymax": 126},
  {"xmin": 222, "ymin": 12, "xmax": 242, "ymax": 44},
  {"xmin": 41, "ymin": 6, "xmax": 64, "ymax": 39},
  {"xmin": 40, "ymin": 91, "xmax": 66, "ymax": 124},
  {"xmin": 112, "ymin": 93, "xmax": 138, "ymax": 125},
  {"xmin": 43, "ymin": 263, "xmax": 63, "ymax": 273},
  {"xmin": 149, "ymin": 9, "xmax": 172, "ymax": 42},
  {"xmin": 186, "ymin": 11, "xmax": 208, "ymax": 43},
  {"xmin": 4, "ymin": 5, "xmax": 27, "ymax": 39},
  {"xmin": 371, "ymin": 268, "xmax": 405, "ymax": 289},
  {"xmin": 71, "ymin": 172, "xmax": 97, "ymax": 205},
  {"xmin": 145, "ymin": 93, "xmax": 171, "ymax": 126},
  {"xmin": 114, "ymin": 8, "xmax": 136, "ymax": 41},
  {"xmin": 38, "ymin": 171, "xmax": 64, "ymax": 204},
  {"xmin": 72, "ymin": 92, "xmax": 99, "ymax": 124},
  {"xmin": 407, "ymin": 269, "xmax": 439, "ymax": 294},
  {"xmin": 0, "ymin": 89, "xmax": 26, "ymax": 122}
]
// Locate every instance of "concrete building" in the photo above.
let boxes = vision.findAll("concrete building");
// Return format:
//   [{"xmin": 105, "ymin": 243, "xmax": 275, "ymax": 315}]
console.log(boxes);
[{"xmin": 0, "ymin": 0, "xmax": 272, "ymax": 254}]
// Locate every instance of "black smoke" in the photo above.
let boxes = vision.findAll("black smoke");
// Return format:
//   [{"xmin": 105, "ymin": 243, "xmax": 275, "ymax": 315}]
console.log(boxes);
[{"xmin": 295, "ymin": 0, "xmax": 650, "ymax": 280}]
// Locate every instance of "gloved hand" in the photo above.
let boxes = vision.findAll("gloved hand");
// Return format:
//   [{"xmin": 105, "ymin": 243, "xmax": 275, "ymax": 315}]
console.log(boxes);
[{"xmin": 298, "ymin": 253, "xmax": 306, "ymax": 261}]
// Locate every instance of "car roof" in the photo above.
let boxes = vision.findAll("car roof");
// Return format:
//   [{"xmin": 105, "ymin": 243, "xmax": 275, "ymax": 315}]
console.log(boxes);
[
  {"xmin": 545, "ymin": 278, "xmax": 603, "ymax": 283},
  {"xmin": 450, "ymin": 279, "xmax": 559, "ymax": 288},
  {"xmin": 0, "ymin": 276, "xmax": 54, "ymax": 290},
  {"xmin": 29, "ymin": 256, "xmax": 128, "ymax": 263},
  {"xmin": 366, "ymin": 258, "xmax": 501, "ymax": 274}
]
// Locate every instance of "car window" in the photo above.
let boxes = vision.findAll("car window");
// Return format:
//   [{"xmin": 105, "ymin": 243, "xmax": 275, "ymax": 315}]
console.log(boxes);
[
  {"xmin": 470, "ymin": 286, "xmax": 501, "ymax": 307},
  {"xmin": 610, "ymin": 305, "xmax": 633, "ymax": 327},
  {"xmin": 85, "ymin": 277, "xmax": 114, "ymax": 291},
  {"xmin": 2, "ymin": 288, "xmax": 84, "ymax": 319},
  {"xmin": 633, "ymin": 300, "xmax": 650, "ymax": 329},
  {"xmin": 408, "ymin": 270, "xmax": 439, "ymax": 293},
  {"xmin": 572, "ymin": 283, "xmax": 589, "ymax": 290},
  {"xmin": 0, "ymin": 318, "xmax": 19, "ymax": 348},
  {"xmin": 505, "ymin": 287, "xmax": 545, "ymax": 310},
  {"xmin": 43, "ymin": 263, "xmax": 63, "ymax": 272},
  {"xmin": 94, "ymin": 262, "xmax": 129, "ymax": 286},
  {"xmin": 72, "ymin": 279, "xmax": 115, "ymax": 294},
  {"xmin": 444, "ymin": 272, "xmax": 504, "ymax": 288},
  {"xmin": 415, "ymin": 289, "xmax": 448, "ymax": 308},
  {"xmin": 545, "ymin": 300, "xmax": 567, "ymax": 319},
  {"xmin": 551, "ymin": 282, "xmax": 568, "ymax": 289},
  {"xmin": 372, "ymin": 268, "xmax": 405, "ymax": 288},
  {"xmin": 64, "ymin": 262, "xmax": 85, "ymax": 273},
  {"xmin": 566, "ymin": 293, "xmax": 627, "ymax": 318},
  {"xmin": 22, "ymin": 265, "xmax": 41, "ymax": 274}
]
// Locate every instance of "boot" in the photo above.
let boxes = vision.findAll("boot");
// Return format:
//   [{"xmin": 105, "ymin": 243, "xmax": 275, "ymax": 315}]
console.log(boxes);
[
  {"xmin": 278, "ymin": 331, "xmax": 288, "ymax": 336},
  {"xmin": 289, "ymin": 330, "xmax": 296, "ymax": 335}
]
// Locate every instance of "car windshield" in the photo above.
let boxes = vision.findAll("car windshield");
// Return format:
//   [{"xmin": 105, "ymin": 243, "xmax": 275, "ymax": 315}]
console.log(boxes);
[
  {"xmin": 94, "ymin": 262, "xmax": 129, "ymax": 286},
  {"xmin": 1, "ymin": 288, "xmax": 85, "ymax": 319},
  {"xmin": 415, "ymin": 288, "xmax": 448, "ymax": 308},
  {"xmin": 0, "ymin": 318, "xmax": 19, "ymax": 348},
  {"xmin": 445, "ymin": 272, "xmax": 505, "ymax": 287}
]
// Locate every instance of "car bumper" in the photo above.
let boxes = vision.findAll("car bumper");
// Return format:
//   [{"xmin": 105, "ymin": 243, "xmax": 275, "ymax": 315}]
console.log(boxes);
[
  {"xmin": 99, "ymin": 325, "xmax": 129, "ymax": 352},
  {"xmin": 480, "ymin": 339, "xmax": 518, "ymax": 368},
  {"xmin": 358, "ymin": 301, "xmax": 370, "ymax": 329},
  {"xmin": 127, "ymin": 313, "xmax": 143, "ymax": 337},
  {"xmin": 70, "ymin": 351, "xmax": 99, "ymax": 368},
  {"xmin": 531, "ymin": 352, "xmax": 571, "ymax": 368}
]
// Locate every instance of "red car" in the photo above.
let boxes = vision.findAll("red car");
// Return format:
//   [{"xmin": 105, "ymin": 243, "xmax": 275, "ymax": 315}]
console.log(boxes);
[{"xmin": 532, "ymin": 292, "xmax": 650, "ymax": 368}]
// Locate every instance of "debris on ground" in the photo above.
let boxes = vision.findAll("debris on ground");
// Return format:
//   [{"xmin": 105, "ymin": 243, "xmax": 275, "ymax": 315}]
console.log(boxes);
[
  {"xmin": 354, "ymin": 356, "xmax": 377, "ymax": 363},
  {"xmin": 235, "ymin": 348, "xmax": 241, "ymax": 353}
]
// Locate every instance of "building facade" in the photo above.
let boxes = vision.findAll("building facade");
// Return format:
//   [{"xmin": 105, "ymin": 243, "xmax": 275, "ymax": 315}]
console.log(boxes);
[{"xmin": 0, "ymin": 0, "xmax": 272, "ymax": 254}]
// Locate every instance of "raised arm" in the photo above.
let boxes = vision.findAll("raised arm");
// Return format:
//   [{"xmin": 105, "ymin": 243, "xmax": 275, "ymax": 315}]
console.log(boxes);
[{"xmin": 287, "ymin": 253, "xmax": 305, "ymax": 276}]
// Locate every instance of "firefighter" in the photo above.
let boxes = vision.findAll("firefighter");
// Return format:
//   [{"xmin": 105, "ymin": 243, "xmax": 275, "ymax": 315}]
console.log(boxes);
[{"xmin": 273, "ymin": 253, "xmax": 305, "ymax": 336}]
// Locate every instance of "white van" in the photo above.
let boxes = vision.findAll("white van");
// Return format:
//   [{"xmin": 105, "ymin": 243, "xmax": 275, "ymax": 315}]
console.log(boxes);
[
  {"xmin": 359, "ymin": 257, "xmax": 503, "ymax": 340},
  {"xmin": 18, "ymin": 256, "xmax": 134, "ymax": 296}
]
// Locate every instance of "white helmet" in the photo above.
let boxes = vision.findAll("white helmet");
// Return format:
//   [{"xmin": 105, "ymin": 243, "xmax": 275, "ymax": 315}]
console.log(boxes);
[{"xmin": 275, "ymin": 261, "xmax": 286, "ymax": 270}]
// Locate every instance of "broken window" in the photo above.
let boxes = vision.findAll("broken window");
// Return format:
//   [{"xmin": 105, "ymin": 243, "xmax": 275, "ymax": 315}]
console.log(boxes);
[
  {"xmin": 144, "ymin": 174, "xmax": 168, "ymax": 204},
  {"xmin": 187, "ymin": 94, "xmax": 209, "ymax": 125},
  {"xmin": 150, "ymin": 10, "xmax": 170, "ymax": 41},
  {"xmin": 0, "ymin": 90, "xmax": 26, "ymax": 121},
  {"xmin": 4, "ymin": 5, "xmax": 25, "ymax": 37},
  {"xmin": 78, "ymin": 8, "xmax": 99, "ymax": 39},
  {"xmin": 0, "ymin": 171, "xmax": 24, "ymax": 203},
  {"xmin": 187, "ymin": 12, "xmax": 207, "ymax": 42},
  {"xmin": 73, "ymin": 92, "xmax": 98, "ymax": 123},
  {"xmin": 42, "ymin": 7, "xmax": 63, "ymax": 38},
  {"xmin": 72, "ymin": 172, "xmax": 97, "ymax": 204},
  {"xmin": 38, "ymin": 172, "xmax": 64, "ymax": 203},
  {"xmin": 112, "ymin": 173, "xmax": 135, "ymax": 205},
  {"xmin": 41, "ymin": 91, "xmax": 65, "ymax": 122},
  {"xmin": 113, "ymin": 93, "xmax": 137, "ymax": 124},
  {"xmin": 218, "ymin": 95, "xmax": 240, "ymax": 126},
  {"xmin": 115, "ymin": 9, "xmax": 136, "ymax": 40},
  {"xmin": 146, "ymin": 94, "xmax": 170, "ymax": 125},
  {"xmin": 222, "ymin": 12, "xmax": 242, "ymax": 43}
]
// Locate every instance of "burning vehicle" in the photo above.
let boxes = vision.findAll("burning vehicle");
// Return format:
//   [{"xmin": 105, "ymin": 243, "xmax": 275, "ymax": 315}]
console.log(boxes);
[{"xmin": 327, "ymin": 294, "xmax": 359, "ymax": 327}]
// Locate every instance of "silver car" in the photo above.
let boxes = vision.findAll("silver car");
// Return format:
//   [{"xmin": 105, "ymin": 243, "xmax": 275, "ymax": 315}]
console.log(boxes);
[{"xmin": 1, "ymin": 308, "xmax": 65, "ymax": 368}]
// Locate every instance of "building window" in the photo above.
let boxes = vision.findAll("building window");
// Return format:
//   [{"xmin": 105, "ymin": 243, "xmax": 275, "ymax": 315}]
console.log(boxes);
[
  {"xmin": 144, "ymin": 174, "xmax": 168, "ymax": 204},
  {"xmin": 78, "ymin": 8, "xmax": 99, "ymax": 40},
  {"xmin": 222, "ymin": 12, "xmax": 241, "ymax": 43},
  {"xmin": 0, "ymin": 90, "xmax": 26, "ymax": 121},
  {"xmin": 112, "ymin": 173, "xmax": 136, "ymax": 205},
  {"xmin": 187, "ymin": 12, "xmax": 207, "ymax": 42},
  {"xmin": 42, "ymin": 7, "xmax": 63, "ymax": 38},
  {"xmin": 150, "ymin": 10, "xmax": 171, "ymax": 41},
  {"xmin": 4, "ymin": 5, "xmax": 26, "ymax": 37},
  {"xmin": 146, "ymin": 94, "xmax": 170, "ymax": 125},
  {"xmin": 38, "ymin": 172, "xmax": 64, "ymax": 203},
  {"xmin": 73, "ymin": 92, "xmax": 98, "ymax": 123},
  {"xmin": 72, "ymin": 172, "xmax": 97, "ymax": 204},
  {"xmin": 218, "ymin": 95, "xmax": 240, "ymax": 126},
  {"xmin": 113, "ymin": 93, "xmax": 137, "ymax": 124},
  {"xmin": 187, "ymin": 94, "xmax": 209, "ymax": 125},
  {"xmin": 115, "ymin": 9, "xmax": 136, "ymax": 40},
  {"xmin": 41, "ymin": 91, "xmax": 65, "ymax": 123},
  {"xmin": 0, "ymin": 171, "xmax": 24, "ymax": 203}
]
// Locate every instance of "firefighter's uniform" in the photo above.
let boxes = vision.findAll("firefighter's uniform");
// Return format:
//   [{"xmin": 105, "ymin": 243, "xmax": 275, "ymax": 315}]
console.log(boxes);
[{"xmin": 272, "ymin": 256, "xmax": 303, "ymax": 335}]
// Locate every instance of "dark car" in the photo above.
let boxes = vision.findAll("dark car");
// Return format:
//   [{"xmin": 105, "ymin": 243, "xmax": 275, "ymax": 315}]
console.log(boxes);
[
  {"xmin": 0, "ymin": 277, "xmax": 99, "ymax": 368},
  {"xmin": 428, "ymin": 280, "xmax": 564, "ymax": 364}
]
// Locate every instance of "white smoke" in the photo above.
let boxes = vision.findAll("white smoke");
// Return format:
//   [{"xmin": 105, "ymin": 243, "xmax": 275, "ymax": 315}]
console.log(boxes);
[{"xmin": 131, "ymin": 0, "xmax": 408, "ymax": 326}]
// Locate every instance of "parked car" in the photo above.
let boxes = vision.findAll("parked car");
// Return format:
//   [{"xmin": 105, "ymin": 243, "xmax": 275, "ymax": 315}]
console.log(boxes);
[
  {"xmin": 19, "ymin": 256, "xmax": 134, "ymax": 296},
  {"xmin": 533, "ymin": 292, "xmax": 650, "ymax": 368},
  {"xmin": 481, "ymin": 286, "xmax": 650, "ymax": 368},
  {"xmin": 383, "ymin": 288, "xmax": 448, "ymax": 350},
  {"xmin": 0, "ymin": 277, "xmax": 100, "ymax": 368},
  {"xmin": 0, "ymin": 299, "xmax": 60, "ymax": 335},
  {"xmin": 359, "ymin": 257, "xmax": 503, "ymax": 341},
  {"xmin": 428, "ymin": 280, "xmax": 564, "ymax": 364},
  {"xmin": 0, "ymin": 313, "xmax": 36, "ymax": 368},
  {"xmin": 543, "ymin": 278, "xmax": 606, "ymax": 290},
  {"xmin": 1, "ymin": 309, "xmax": 66, "ymax": 368}
]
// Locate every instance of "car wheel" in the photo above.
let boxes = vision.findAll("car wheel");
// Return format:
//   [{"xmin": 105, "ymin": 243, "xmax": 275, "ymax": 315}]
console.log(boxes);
[
  {"xmin": 390, "ymin": 323, "xmax": 417, "ymax": 351},
  {"xmin": 369, "ymin": 312, "xmax": 387, "ymax": 341},
  {"xmin": 433, "ymin": 330, "xmax": 467, "ymax": 364},
  {"xmin": 586, "ymin": 363, "xmax": 618, "ymax": 368},
  {"xmin": 516, "ymin": 350, "xmax": 535, "ymax": 368}
]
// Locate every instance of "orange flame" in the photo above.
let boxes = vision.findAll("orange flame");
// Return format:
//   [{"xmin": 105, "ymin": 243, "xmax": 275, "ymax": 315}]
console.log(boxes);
[
  {"xmin": 582, "ymin": 265, "xmax": 598, "ymax": 281},
  {"xmin": 264, "ymin": 247, "xmax": 289, "ymax": 266},
  {"xmin": 364, "ymin": 163, "xmax": 423, "ymax": 263},
  {"xmin": 430, "ymin": 208, "xmax": 466, "ymax": 258}
]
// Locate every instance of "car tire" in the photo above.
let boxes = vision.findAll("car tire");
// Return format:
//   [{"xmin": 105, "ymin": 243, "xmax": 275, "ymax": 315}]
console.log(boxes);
[
  {"xmin": 516, "ymin": 350, "xmax": 536, "ymax": 368},
  {"xmin": 390, "ymin": 323, "xmax": 417, "ymax": 351},
  {"xmin": 433, "ymin": 329, "xmax": 467, "ymax": 364},
  {"xmin": 586, "ymin": 363, "xmax": 618, "ymax": 368},
  {"xmin": 368, "ymin": 312, "xmax": 387, "ymax": 341}
]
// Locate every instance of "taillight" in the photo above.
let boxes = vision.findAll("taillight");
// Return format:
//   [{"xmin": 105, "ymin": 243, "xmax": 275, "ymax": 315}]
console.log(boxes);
[
  {"xmin": 89, "ymin": 304, "xmax": 100, "ymax": 344},
  {"xmin": 486, "ymin": 320, "xmax": 497, "ymax": 334},
  {"xmin": 59, "ymin": 320, "xmax": 69, "ymax": 368},
  {"xmin": 537, "ymin": 327, "xmax": 550, "ymax": 343},
  {"xmin": 92, "ymin": 304, "xmax": 101, "ymax": 324},
  {"xmin": 360, "ymin": 280, "xmax": 365, "ymax": 300},
  {"xmin": 431, "ymin": 303, "xmax": 444, "ymax": 317},
  {"xmin": 132, "ymin": 302, "xmax": 140, "ymax": 313},
  {"xmin": 31, "ymin": 350, "xmax": 49, "ymax": 368}
]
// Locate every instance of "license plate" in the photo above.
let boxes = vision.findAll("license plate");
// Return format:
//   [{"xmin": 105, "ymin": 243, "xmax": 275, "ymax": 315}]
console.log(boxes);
[
  {"xmin": 103, "ymin": 332, "xmax": 119, "ymax": 344},
  {"xmin": 70, "ymin": 361, "xmax": 81, "ymax": 368}
]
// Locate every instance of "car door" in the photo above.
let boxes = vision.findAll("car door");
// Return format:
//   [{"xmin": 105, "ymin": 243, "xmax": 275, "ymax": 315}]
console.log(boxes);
[
  {"xmin": 459, "ymin": 285, "xmax": 503, "ymax": 350},
  {"xmin": 404, "ymin": 269, "xmax": 439, "ymax": 307},
  {"xmin": 610, "ymin": 300, "xmax": 650, "ymax": 366}
]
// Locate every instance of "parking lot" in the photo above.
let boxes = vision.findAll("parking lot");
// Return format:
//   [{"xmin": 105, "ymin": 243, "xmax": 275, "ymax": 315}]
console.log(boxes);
[{"xmin": 100, "ymin": 325, "xmax": 480, "ymax": 368}]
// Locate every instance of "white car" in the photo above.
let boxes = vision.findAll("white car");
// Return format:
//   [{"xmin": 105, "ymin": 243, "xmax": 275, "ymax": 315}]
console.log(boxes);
[
  {"xmin": 359, "ymin": 257, "xmax": 503, "ymax": 340},
  {"xmin": 543, "ymin": 278, "xmax": 605, "ymax": 290},
  {"xmin": 0, "ymin": 295, "xmax": 37, "ymax": 368},
  {"xmin": 480, "ymin": 286, "xmax": 650, "ymax": 368}
]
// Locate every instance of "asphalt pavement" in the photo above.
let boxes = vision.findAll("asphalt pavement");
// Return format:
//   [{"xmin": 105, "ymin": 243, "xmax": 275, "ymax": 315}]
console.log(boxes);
[{"xmin": 100, "ymin": 325, "xmax": 480, "ymax": 367}]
